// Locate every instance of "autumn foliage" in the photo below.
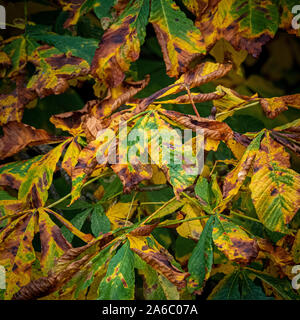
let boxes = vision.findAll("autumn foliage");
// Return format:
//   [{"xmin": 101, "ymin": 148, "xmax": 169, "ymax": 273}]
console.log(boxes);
[{"xmin": 0, "ymin": 0, "xmax": 300, "ymax": 300}]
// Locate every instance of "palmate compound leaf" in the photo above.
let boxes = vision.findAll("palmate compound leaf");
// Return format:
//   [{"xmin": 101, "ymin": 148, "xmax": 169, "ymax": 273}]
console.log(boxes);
[
  {"xmin": 98, "ymin": 240, "xmax": 135, "ymax": 300},
  {"xmin": 149, "ymin": 0, "xmax": 206, "ymax": 78},
  {"xmin": 116, "ymin": 110, "xmax": 202, "ymax": 198},
  {"xmin": 91, "ymin": 0, "xmax": 150, "ymax": 88},
  {"xmin": 212, "ymin": 215, "xmax": 259, "ymax": 263},
  {"xmin": 189, "ymin": 0, "xmax": 279, "ymax": 57},
  {"xmin": 12, "ymin": 232, "xmax": 115, "ymax": 300},
  {"xmin": 249, "ymin": 131, "xmax": 300, "ymax": 233},
  {"xmin": 187, "ymin": 215, "xmax": 214, "ymax": 293}
]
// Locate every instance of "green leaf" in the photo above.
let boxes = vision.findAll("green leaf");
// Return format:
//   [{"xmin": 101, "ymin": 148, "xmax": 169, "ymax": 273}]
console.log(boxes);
[
  {"xmin": 91, "ymin": 204, "xmax": 111, "ymax": 237},
  {"xmin": 246, "ymin": 268, "xmax": 300, "ymax": 300},
  {"xmin": 30, "ymin": 33, "xmax": 98, "ymax": 65},
  {"xmin": 240, "ymin": 270, "xmax": 274, "ymax": 300},
  {"xmin": 188, "ymin": 215, "xmax": 215, "ymax": 292},
  {"xmin": 209, "ymin": 270, "xmax": 241, "ymax": 300},
  {"xmin": 61, "ymin": 208, "xmax": 92, "ymax": 243},
  {"xmin": 99, "ymin": 241, "xmax": 135, "ymax": 300},
  {"xmin": 149, "ymin": 0, "xmax": 205, "ymax": 77}
]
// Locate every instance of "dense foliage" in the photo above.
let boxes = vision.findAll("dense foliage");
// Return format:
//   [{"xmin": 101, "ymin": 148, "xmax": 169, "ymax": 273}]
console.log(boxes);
[{"xmin": 0, "ymin": 0, "xmax": 300, "ymax": 300}]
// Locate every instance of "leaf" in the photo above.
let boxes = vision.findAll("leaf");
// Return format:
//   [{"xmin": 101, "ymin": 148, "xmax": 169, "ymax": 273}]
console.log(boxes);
[
  {"xmin": 1, "ymin": 36, "xmax": 27, "ymax": 78},
  {"xmin": 239, "ymin": 271, "xmax": 273, "ymax": 300},
  {"xmin": 31, "ymin": 33, "xmax": 99, "ymax": 65},
  {"xmin": 195, "ymin": 0, "xmax": 279, "ymax": 57},
  {"xmin": 27, "ymin": 45, "xmax": 90, "ymax": 98},
  {"xmin": 18, "ymin": 140, "xmax": 70, "ymax": 208},
  {"xmin": 91, "ymin": 0, "xmax": 150, "ymax": 87},
  {"xmin": 212, "ymin": 215, "xmax": 258, "ymax": 263},
  {"xmin": 138, "ymin": 61, "xmax": 232, "ymax": 110},
  {"xmin": 12, "ymin": 232, "xmax": 114, "ymax": 300},
  {"xmin": 0, "ymin": 88, "xmax": 37, "ymax": 125},
  {"xmin": 99, "ymin": 241, "xmax": 135, "ymax": 300},
  {"xmin": 249, "ymin": 131, "xmax": 300, "ymax": 233},
  {"xmin": 106, "ymin": 202, "xmax": 136, "ymax": 229},
  {"xmin": 128, "ymin": 110, "xmax": 200, "ymax": 197},
  {"xmin": 61, "ymin": 208, "xmax": 92, "ymax": 243},
  {"xmin": 149, "ymin": 0, "xmax": 205, "ymax": 78},
  {"xmin": 176, "ymin": 202, "xmax": 204, "ymax": 240},
  {"xmin": 187, "ymin": 215, "xmax": 214, "ymax": 293},
  {"xmin": 89, "ymin": 76, "xmax": 150, "ymax": 119},
  {"xmin": 61, "ymin": 137, "xmax": 82, "ymax": 177},
  {"xmin": 208, "ymin": 270, "xmax": 241, "ymax": 300},
  {"xmin": 0, "ymin": 122, "xmax": 59, "ymax": 160},
  {"xmin": 159, "ymin": 109, "xmax": 233, "ymax": 141},
  {"xmin": 38, "ymin": 208, "xmax": 72, "ymax": 274},
  {"xmin": 134, "ymin": 254, "xmax": 168, "ymax": 299},
  {"xmin": 222, "ymin": 131, "xmax": 264, "ymax": 203},
  {"xmin": 279, "ymin": 0, "xmax": 300, "ymax": 37},
  {"xmin": 0, "ymin": 155, "xmax": 43, "ymax": 190},
  {"xmin": 59, "ymin": 0, "xmax": 117, "ymax": 28},
  {"xmin": 46, "ymin": 208, "xmax": 94, "ymax": 243},
  {"xmin": 246, "ymin": 268, "xmax": 300, "ymax": 300},
  {"xmin": 91, "ymin": 203, "xmax": 111, "ymax": 236},
  {"xmin": 0, "ymin": 211, "xmax": 37, "ymax": 299},
  {"xmin": 195, "ymin": 176, "xmax": 214, "ymax": 213},
  {"xmin": 127, "ymin": 234, "xmax": 189, "ymax": 289},
  {"xmin": 213, "ymin": 85, "xmax": 259, "ymax": 121},
  {"xmin": 260, "ymin": 94, "xmax": 300, "ymax": 119}
]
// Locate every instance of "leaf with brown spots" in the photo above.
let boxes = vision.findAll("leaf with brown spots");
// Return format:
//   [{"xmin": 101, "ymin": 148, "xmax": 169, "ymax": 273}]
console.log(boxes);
[
  {"xmin": 27, "ymin": 45, "xmax": 90, "ymax": 98},
  {"xmin": 149, "ymin": 0, "xmax": 206, "ymax": 78},
  {"xmin": 0, "ymin": 122, "xmax": 61, "ymax": 160},
  {"xmin": 38, "ymin": 208, "xmax": 72, "ymax": 274},
  {"xmin": 18, "ymin": 139, "xmax": 71, "ymax": 208},
  {"xmin": 91, "ymin": 0, "xmax": 150, "ymax": 87},
  {"xmin": 88, "ymin": 76, "xmax": 150, "ymax": 119},
  {"xmin": 0, "ymin": 156, "xmax": 43, "ymax": 190},
  {"xmin": 0, "ymin": 211, "xmax": 37, "ymax": 299},
  {"xmin": 212, "ymin": 215, "xmax": 258, "ymax": 263},
  {"xmin": 260, "ymin": 94, "xmax": 300, "ymax": 119},
  {"xmin": 194, "ymin": 0, "xmax": 279, "ymax": 57},
  {"xmin": 136, "ymin": 61, "xmax": 232, "ymax": 112},
  {"xmin": 222, "ymin": 131, "xmax": 264, "ymax": 206},
  {"xmin": 127, "ymin": 234, "xmax": 189, "ymax": 289},
  {"xmin": 249, "ymin": 131, "xmax": 300, "ymax": 233},
  {"xmin": 99, "ymin": 240, "xmax": 135, "ymax": 299},
  {"xmin": 0, "ymin": 87, "xmax": 37, "ymax": 125}
]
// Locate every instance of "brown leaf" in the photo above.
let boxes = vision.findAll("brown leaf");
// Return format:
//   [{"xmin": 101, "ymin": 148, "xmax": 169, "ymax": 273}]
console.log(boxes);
[
  {"xmin": 0, "ymin": 122, "xmax": 62, "ymax": 160},
  {"xmin": 260, "ymin": 94, "xmax": 300, "ymax": 119},
  {"xmin": 159, "ymin": 109, "xmax": 233, "ymax": 141}
]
